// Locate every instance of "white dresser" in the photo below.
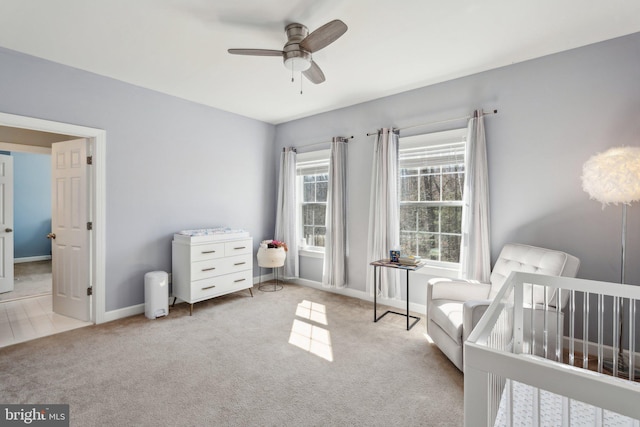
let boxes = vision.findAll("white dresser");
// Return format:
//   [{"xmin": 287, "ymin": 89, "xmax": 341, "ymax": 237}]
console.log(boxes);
[{"xmin": 171, "ymin": 231, "xmax": 253, "ymax": 315}]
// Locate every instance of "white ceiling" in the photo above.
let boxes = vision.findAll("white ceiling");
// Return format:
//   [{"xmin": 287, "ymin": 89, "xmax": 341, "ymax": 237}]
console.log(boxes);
[
  {"xmin": 0, "ymin": 126, "xmax": 74, "ymax": 147},
  {"xmin": 0, "ymin": 0, "xmax": 639, "ymax": 125}
]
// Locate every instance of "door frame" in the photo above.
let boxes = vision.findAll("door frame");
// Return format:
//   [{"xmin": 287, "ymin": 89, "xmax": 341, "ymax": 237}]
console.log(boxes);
[{"xmin": 0, "ymin": 112, "xmax": 106, "ymax": 324}]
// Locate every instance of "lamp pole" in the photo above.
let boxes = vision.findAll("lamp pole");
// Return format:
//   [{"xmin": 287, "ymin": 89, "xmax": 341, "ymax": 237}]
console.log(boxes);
[{"xmin": 616, "ymin": 204, "xmax": 627, "ymax": 374}]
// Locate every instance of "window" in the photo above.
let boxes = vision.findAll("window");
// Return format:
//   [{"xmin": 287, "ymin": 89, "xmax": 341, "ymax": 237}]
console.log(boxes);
[
  {"xmin": 399, "ymin": 129, "xmax": 466, "ymax": 265},
  {"xmin": 297, "ymin": 150, "xmax": 330, "ymax": 250}
]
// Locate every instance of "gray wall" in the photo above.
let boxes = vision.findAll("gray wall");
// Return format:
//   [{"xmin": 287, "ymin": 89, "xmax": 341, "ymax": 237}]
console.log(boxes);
[
  {"xmin": 274, "ymin": 33, "xmax": 640, "ymax": 319},
  {"xmin": 0, "ymin": 47, "xmax": 277, "ymax": 312}
]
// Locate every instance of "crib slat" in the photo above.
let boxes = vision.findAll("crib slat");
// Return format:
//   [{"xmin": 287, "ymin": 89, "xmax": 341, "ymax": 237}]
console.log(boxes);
[
  {"xmin": 570, "ymin": 290, "xmax": 576, "ymax": 366},
  {"xmin": 543, "ymin": 285, "xmax": 549, "ymax": 360},
  {"xmin": 561, "ymin": 396, "xmax": 569, "ymax": 427},
  {"xmin": 583, "ymin": 291, "xmax": 590, "ymax": 369},
  {"xmin": 613, "ymin": 296, "xmax": 620, "ymax": 377},
  {"xmin": 598, "ymin": 293, "xmax": 604, "ymax": 373},
  {"xmin": 595, "ymin": 406, "xmax": 603, "ymax": 427},
  {"xmin": 530, "ymin": 285, "xmax": 536, "ymax": 356},
  {"xmin": 556, "ymin": 289, "xmax": 562, "ymax": 362},
  {"xmin": 532, "ymin": 386, "xmax": 540, "ymax": 427}
]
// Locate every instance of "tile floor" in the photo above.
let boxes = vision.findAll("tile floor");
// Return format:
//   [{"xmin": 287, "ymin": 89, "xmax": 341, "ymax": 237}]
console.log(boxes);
[{"xmin": 0, "ymin": 294, "xmax": 92, "ymax": 348}]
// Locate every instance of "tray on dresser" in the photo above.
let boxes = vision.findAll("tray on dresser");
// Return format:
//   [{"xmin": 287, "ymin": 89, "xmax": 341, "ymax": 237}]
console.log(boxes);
[{"xmin": 173, "ymin": 228, "xmax": 250, "ymax": 244}]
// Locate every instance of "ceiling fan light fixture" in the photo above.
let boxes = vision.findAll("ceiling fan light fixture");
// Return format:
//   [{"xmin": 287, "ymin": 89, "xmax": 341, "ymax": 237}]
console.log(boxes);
[{"xmin": 284, "ymin": 56, "xmax": 311, "ymax": 71}]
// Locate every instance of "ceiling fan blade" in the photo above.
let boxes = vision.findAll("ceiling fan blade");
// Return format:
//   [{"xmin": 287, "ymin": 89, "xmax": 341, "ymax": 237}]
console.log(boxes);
[
  {"xmin": 227, "ymin": 49, "xmax": 284, "ymax": 57},
  {"xmin": 300, "ymin": 19, "xmax": 347, "ymax": 53},
  {"xmin": 303, "ymin": 60, "xmax": 326, "ymax": 84}
]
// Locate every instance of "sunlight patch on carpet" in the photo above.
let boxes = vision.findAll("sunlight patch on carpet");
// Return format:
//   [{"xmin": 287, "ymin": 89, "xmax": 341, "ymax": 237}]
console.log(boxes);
[
  {"xmin": 289, "ymin": 301, "xmax": 333, "ymax": 362},
  {"xmin": 295, "ymin": 299, "xmax": 327, "ymax": 325}
]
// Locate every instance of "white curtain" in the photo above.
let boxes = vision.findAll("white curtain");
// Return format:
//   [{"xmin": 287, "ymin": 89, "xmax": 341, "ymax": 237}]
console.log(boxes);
[
  {"xmin": 460, "ymin": 110, "xmax": 491, "ymax": 282},
  {"xmin": 366, "ymin": 128, "xmax": 401, "ymax": 298},
  {"xmin": 322, "ymin": 137, "xmax": 348, "ymax": 288},
  {"xmin": 275, "ymin": 147, "xmax": 299, "ymax": 279}
]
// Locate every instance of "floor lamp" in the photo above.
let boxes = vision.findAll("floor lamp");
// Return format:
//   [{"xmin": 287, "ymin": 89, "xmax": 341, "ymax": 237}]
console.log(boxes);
[{"xmin": 582, "ymin": 146, "xmax": 640, "ymax": 377}]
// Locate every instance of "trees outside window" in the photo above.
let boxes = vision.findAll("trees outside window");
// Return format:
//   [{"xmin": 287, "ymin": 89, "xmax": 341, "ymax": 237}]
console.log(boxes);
[
  {"xmin": 399, "ymin": 129, "xmax": 466, "ymax": 265},
  {"xmin": 296, "ymin": 149, "xmax": 330, "ymax": 250},
  {"xmin": 301, "ymin": 173, "xmax": 328, "ymax": 247}
]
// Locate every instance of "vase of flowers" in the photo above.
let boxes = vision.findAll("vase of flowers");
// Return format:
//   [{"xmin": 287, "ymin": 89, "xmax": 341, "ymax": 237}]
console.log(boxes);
[{"xmin": 257, "ymin": 239, "xmax": 288, "ymax": 268}]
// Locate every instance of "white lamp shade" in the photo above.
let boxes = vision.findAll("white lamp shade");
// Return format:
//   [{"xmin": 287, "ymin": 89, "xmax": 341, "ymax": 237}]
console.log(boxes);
[{"xmin": 582, "ymin": 146, "xmax": 640, "ymax": 205}]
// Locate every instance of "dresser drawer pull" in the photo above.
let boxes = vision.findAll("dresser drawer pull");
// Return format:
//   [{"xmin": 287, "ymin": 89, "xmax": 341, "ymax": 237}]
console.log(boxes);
[
  {"xmin": 234, "ymin": 262, "xmax": 246, "ymax": 266},
  {"xmin": 233, "ymin": 246, "xmax": 246, "ymax": 250},
  {"xmin": 234, "ymin": 278, "xmax": 246, "ymax": 283},
  {"xmin": 201, "ymin": 267, "xmax": 216, "ymax": 272},
  {"xmin": 201, "ymin": 285, "xmax": 216, "ymax": 290},
  {"xmin": 201, "ymin": 250, "xmax": 216, "ymax": 254}
]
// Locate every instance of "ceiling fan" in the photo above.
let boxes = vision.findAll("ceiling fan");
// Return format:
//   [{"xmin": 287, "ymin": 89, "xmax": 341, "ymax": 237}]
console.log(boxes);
[{"xmin": 227, "ymin": 19, "xmax": 348, "ymax": 84}]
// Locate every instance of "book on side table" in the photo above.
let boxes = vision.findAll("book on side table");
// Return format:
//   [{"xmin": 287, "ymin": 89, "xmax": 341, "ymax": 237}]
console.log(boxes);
[{"xmin": 372, "ymin": 256, "xmax": 423, "ymax": 270}]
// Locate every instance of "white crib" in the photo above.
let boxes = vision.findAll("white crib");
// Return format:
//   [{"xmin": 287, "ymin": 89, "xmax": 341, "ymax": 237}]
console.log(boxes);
[{"xmin": 464, "ymin": 272, "xmax": 640, "ymax": 426}]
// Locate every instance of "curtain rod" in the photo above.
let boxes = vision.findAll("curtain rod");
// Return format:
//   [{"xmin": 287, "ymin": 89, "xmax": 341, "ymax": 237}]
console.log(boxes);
[
  {"xmin": 289, "ymin": 135, "xmax": 354, "ymax": 151},
  {"xmin": 365, "ymin": 109, "xmax": 498, "ymax": 136}
]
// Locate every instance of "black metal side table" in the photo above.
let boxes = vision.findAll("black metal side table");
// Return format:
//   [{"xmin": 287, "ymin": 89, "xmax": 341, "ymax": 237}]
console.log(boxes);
[{"xmin": 370, "ymin": 259, "xmax": 423, "ymax": 330}]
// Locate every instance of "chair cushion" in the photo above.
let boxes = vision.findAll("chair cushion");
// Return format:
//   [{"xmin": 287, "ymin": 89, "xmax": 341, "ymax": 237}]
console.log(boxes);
[
  {"xmin": 430, "ymin": 279, "xmax": 491, "ymax": 301},
  {"xmin": 489, "ymin": 244, "xmax": 573, "ymax": 299},
  {"xmin": 429, "ymin": 299, "xmax": 464, "ymax": 344}
]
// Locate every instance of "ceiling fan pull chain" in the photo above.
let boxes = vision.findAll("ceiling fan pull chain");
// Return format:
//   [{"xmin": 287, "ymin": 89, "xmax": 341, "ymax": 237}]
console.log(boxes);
[
  {"xmin": 291, "ymin": 65, "xmax": 294, "ymax": 83},
  {"xmin": 300, "ymin": 73, "xmax": 303, "ymax": 95}
]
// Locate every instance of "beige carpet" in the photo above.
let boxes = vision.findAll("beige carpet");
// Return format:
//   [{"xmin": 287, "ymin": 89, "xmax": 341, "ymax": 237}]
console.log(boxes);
[
  {"xmin": 0, "ymin": 260, "xmax": 51, "ymax": 302},
  {"xmin": 0, "ymin": 282, "xmax": 463, "ymax": 426}
]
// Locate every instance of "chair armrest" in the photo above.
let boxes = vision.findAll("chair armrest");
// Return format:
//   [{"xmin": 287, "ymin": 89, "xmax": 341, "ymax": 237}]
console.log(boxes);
[
  {"xmin": 428, "ymin": 279, "xmax": 491, "ymax": 302},
  {"xmin": 462, "ymin": 300, "xmax": 492, "ymax": 342}
]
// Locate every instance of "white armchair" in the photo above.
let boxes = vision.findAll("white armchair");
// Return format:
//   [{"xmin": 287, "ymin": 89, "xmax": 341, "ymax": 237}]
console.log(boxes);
[{"xmin": 426, "ymin": 243, "xmax": 580, "ymax": 371}]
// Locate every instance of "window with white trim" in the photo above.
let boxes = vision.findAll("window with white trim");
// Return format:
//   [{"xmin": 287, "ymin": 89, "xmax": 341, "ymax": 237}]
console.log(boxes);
[
  {"xmin": 296, "ymin": 149, "xmax": 330, "ymax": 251},
  {"xmin": 399, "ymin": 128, "xmax": 466, "ymax": 265}
]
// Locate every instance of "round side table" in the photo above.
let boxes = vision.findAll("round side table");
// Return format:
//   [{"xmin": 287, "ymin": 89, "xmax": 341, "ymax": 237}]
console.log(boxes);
[{"xmin": 257, "ymin": 247, "xmax": 286, "ymax": 291}]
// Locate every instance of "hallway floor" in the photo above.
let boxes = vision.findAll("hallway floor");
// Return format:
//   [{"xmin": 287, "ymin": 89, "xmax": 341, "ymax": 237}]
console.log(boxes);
[
  {"xmin": 0, "ymin": 294, "xmax": 91, "ymax": 348},
  {"xmin": 0, "ymin": 260, "xmax": 92, "ymax": 348}
]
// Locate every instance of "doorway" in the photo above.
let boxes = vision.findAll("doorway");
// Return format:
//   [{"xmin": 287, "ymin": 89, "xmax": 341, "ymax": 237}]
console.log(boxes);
[
  {"xmin": 0, "ymin": 112, "xmax": 106, "ymax": 325},
  {"xmin": 0, "ymin": 150, "xmax": 52, "ymax": 303},
  {"xmin": 0, "ymin": 144, "xmax": 93, "ymax": 348}
]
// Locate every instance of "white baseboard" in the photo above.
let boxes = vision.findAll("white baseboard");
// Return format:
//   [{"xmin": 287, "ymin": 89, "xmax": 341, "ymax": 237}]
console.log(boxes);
[
  {"xmin": 254, "ymin": 273, "xmax": 274, "ymax": 284},
  {"xmin": 102, "ymin": 274, "xmax": 272, "ymax": 323},
  {"xmin": 15, "ymin": 255, "xmax": 52, "ymax": 263},
  {"xmin": 102, "ymin": 303, "xmax": 145, "ymax": 323},
  {"xmin": 101, "ymin": 274, "xmax": 426, "ymax": 323},
  {"xmin": 293, "ymin": 278, "xmax": 427, "ymax": 316},
  {"xmin": 563, "ymin": 336, "xmax": 640, "ymax": 366}
]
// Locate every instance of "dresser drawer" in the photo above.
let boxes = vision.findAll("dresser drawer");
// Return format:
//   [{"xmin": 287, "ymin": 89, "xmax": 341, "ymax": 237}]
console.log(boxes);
[
  {"xmin": 190, "ymin": 253, "xmax": 252, "ymax": 281},
  {"xmin": 191, "ymin": 270, "xmax": 253, "ymax": 302},
  {"xmin": 225, "ymin": 239, "xmax": 252, "ymax": 256},
  {"xmin": 190, "ymin": 242, "xmax": 225, "ymax": 262},
  {"xmin": 223, "ymin": 254, "xmax": 252, "ymax": 273},
  {"xmin": 191, "ymin": 258, "xmax": 224, "ymax": 281}
]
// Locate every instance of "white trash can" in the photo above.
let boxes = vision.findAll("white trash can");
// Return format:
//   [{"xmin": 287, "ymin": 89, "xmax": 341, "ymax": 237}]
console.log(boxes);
[{"xmin": 144, "ymin": 271, "xmax": 169, "ymax": 319}]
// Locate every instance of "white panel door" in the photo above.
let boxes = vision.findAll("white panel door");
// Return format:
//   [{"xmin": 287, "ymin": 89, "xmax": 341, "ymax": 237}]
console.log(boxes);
[
  {"xmin": 0, "ymin": 154, "xmax": 14, "ymax": 294},
  {"xmin": 51, "ymin": 139, "xmax": 90, "ymax": 321}
]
